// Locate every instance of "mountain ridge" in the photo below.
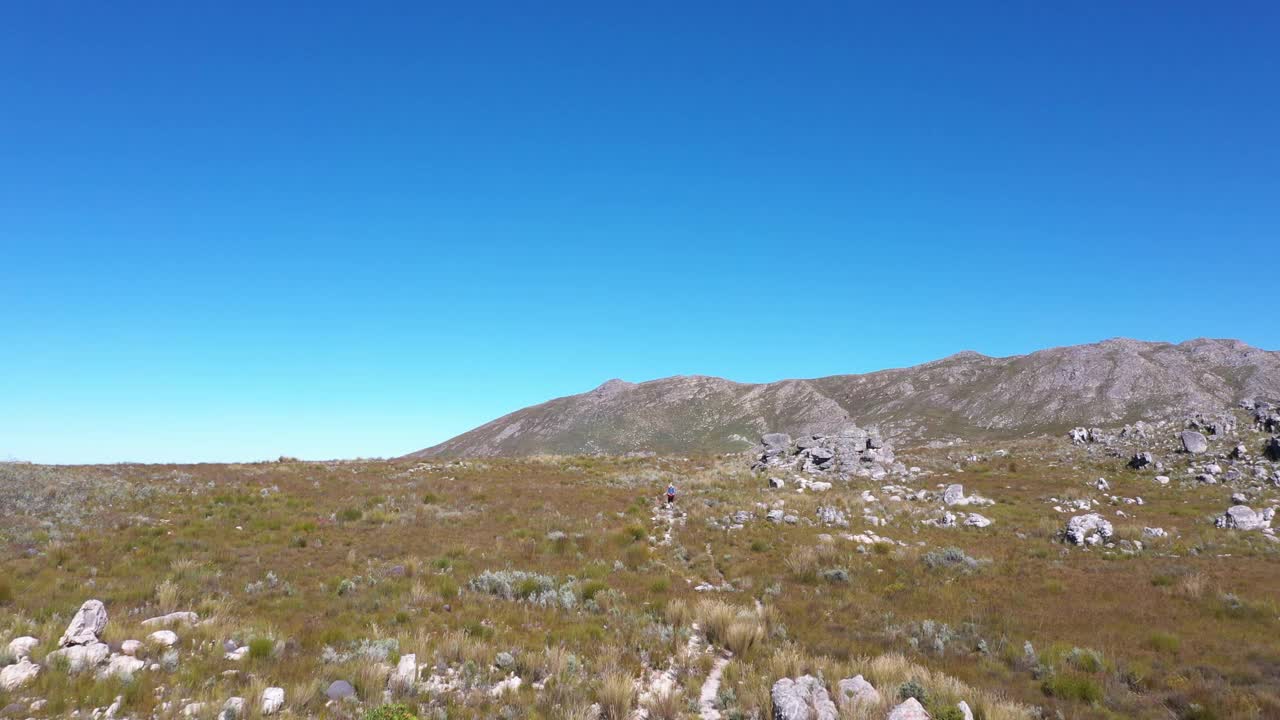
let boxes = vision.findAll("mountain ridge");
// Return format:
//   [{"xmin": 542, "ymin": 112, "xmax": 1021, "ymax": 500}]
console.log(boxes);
[{"xmin": 406, "ymin": 338, "xmax": 1280, "ymax": 458}]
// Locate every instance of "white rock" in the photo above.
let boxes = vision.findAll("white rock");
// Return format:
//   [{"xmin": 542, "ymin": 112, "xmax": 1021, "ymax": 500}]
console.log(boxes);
[
  {"xmin": 835, "ymin": 674, "xmax": 880, "ymax": 708},
  {"xmin": 1065, "ymin": 513, "xmax": 1114, "ymax": 546},
  {"xmin": 771, "ymin": 675, "xmax": 837, "ymax": 720},
  {"xmin": 224, "ymin": 646, "xmax": 250, "ymax": 661},
  {"xmin": 489, "ymin": 673, "xmax": 522, "ymax": 696},
  {"xmin": 1216, "ymin": 505, "xmax": 1273, "ymax": 531},
  {"xmin": 6, "ymin": 636, "xmax": 39, "ymax": 660},
  {"xmin": 959, "ymin": 700, "xmax": 975, "ymax": 720},
  {"xmin": 887, "ymin": 697, "xmax": 931, "ymax": 720},
  {"xmin": 59, "ymin": 599, "xmax": 108, "ymax": 647},
  {"xmin": 48, "ymin": 641, "xmax": 111, "ymax": 672},
  {"xmin": 220, "ymin": 697, "xmax": 246, "ymax": 720},
  {"xmin": 148, "ymin": 630, "xmax": 179, "ymax": 647},
  {"xmin": 964, "ymin": 513, "xmax": 992, "ymax": 528},
  {"xmin": 141, "ymin": 611, "xmax": 199, "ymax": 628},
  {"xmin": 1154, "ymin": 475, "xmax": 1170, "ymax": 485},
  {"xmin": 261, "ymin": 686, "xmax": 284, "ymax": 715},
  {"xmin": 182, "ymin": 702, "xmax": 207, "ymax": 718},
  {"xmin": 99, "ymin": 654, "xmax": 145, "ymax": 681},
  {"xmin": 0, "ymin": 657, "xmax": 40, "ymax": 691},
  {"xmin": 391, "ymin": 653, "xmax": 417, "ymax": 690},
  {"xmin": 121, "ymin": 639, "xmax": 143, "ymax": 656},
  {"xmin": 1143, "ymin": 527, "xmax": 1168, "ymax": 538}
]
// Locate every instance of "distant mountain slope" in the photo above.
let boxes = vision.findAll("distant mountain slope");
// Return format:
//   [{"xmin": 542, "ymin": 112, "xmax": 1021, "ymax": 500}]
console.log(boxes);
[{"xmin": 405, "ymin": 338, "xmax": 1280, "ymax": 458}]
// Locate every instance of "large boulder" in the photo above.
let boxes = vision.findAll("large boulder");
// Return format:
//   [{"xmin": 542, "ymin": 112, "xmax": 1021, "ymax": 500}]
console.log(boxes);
[
  {"xmin": 771, "ymin": 675, "xmax": 837, "ymax": 720},
  {"xmin": 1215, "ymin": 505, "xmax": 1274, "ymax": 531},
  {"xmin": 835, "ymin": 675, "xmax": 880, "ymax": 708},
  {"xmin": 48, "ymin": 642, "xmax": 110, "ymax": 672},
  {"xmin": 1180, "ymin": 430, "xmax": 1209, "ymax": 454},
  {"xmin": 0, "ymin": 658, "xmax": 40, "ymax": 691},
  {"xmin": 1065, "ymin": 513, "xmax": 1114, "ymax": 546},
  {"xmin": 59, "ymin": 599, "xmax": 108, "ymax": 647},
  {"xmin": 943, "ymin": 484, "xmax": 966, "ymax": 506},
  {"xmin": 887, "ymin": 697, "xmax": 931, "ymax": 720}
]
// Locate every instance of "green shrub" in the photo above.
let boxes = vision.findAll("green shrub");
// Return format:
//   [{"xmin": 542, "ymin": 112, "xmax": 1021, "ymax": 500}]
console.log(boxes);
[
  {"xmin": 248, "ymin": 637, "xmax": 274, "ymax": 660},
  {"xmin": 0, "ymin": 579, "xmax": 12, "ymax": 605},
  {"xmin": 1148, "ymin": 631, "xmax": 1180, "ymax": 654},
  {"xmin": 1041, "ymin": 674, "xmax": 1102, "ymax": 703},
  {"xmin": 338, "ymin": 507, "xmax": 362, "ymax": 522},
  {"xmin": 898, "ymin": 679, "xmax": 928, "ymax": 703},
  {"xmin": 421, "ymin": 492, "xmax": 440, "ymax": 504},
  {"xmin": 365, "ymin": 704, "xmax": 418, "ymax": 720},
  {"xmin": 580, "ymin": 579, "xmax": 609, "ymax": 601}
]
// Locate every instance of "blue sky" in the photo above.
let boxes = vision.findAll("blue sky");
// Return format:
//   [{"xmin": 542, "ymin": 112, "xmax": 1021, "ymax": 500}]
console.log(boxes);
[{"xmin": 3, "ymin": 2, "xmax": 1278, "ymax": 463}]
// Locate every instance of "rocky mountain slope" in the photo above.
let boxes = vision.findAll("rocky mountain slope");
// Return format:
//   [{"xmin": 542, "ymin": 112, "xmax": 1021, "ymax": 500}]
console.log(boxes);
[{"xmin": 406, "ymin": 338, "xmax": 1280, "ymax": 458}]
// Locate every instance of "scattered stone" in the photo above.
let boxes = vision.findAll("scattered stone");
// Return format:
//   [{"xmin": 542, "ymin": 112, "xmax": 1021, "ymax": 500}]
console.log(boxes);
[
  {"xmin": 1216, "ymin": 506, "xmax": 1274, "ymax": 531},
  {"xmin": 1129, "ymin": 452, "xmax": 1154, "ymax": 470},
  {"xmin": 6, "ymin": 636, "xmax": 38, "ymax": 660},
  {"xmin": 1154, "ymin": 475, "xmax": 1170, "ymax": 485},
  {"xmin": 1143, "ymin": 527, "xmax": 1168, "ymax": 538},
  {"xmin": 1180, "ymin": 430, "xmax": 1208, "ymax": 454},
  {"xmin": 965, "ymin": 513, "xmax": 992, "ymax": 528},
  {"xmin": 325, "ymin": 680, "xmax": 356, "ymax": 701},
  {"xmin": 261, "ymin": 687, "xmax": 284, "ymax": 715},
  {"xmin": 392, "ymin": 653, "xmax": 417, "ymax": 690},
  {"xmin": 771, "ymin": 675, "xmax": 837, "ymax": 720},
  {"xmin": 224, "ymin": 646, "xmax": 250, "ymax": 662},
  {"xmin": 1065, "ymin": 513, "xmax": 1114, "ymax": 546},
  {"xmin": 0, "ymin": 658, "xmax": 40, "ymax": 691},
  {"xmin": 816, "ymin": 506, "xmax": 849, "ymax": 527},
  {"xmin": 121, "ymin": 639, "xmax": 142, "ymax": 656},
  {"xmin": 48, "ymin": 641, "xmax": 110, "ymax": 672},
  {"xmin": 141, "ymin": 612, "xmax": 199, "ymax": 628},
  {"xmin": 1096, "ymin": 478, "xmax": 1110, "ymax": 491},
  {"xmin": 148, "ymin": 630, "xmax": 179, "ymax": 647},
  {"xmin": 1197, "ymin": 474, "xmax": 1217, "ymax": 485},
  {"xmin": 887, "ymin": 697, "xmax": 931, "ymax": 720},
  {"xmin": 490, "ymin": 674, "xmax": 522, "ymax": 696},
  {"xmin": 766, "ymin": 509, "xmax": 784, "ymax": 523},
  {"xmin": 219, "ymin": 697, "xmax": 245, "ymax": 720},
  {"xmin": 59, "ymin": 599, "xmax": 108, "ymax": 647},
  {"xmin": 943, "ymin": 484, "xmax": 966, "ymax": 505},
  {"xmin": 99, "ymin": 654, "xmax": 145, "ymax": 681},
  {"xmin": 835, "ymin": 675, "xmax": 880, "ymax": 708},
  {"xmin": 768, "ymin": 477, "xmax": 786, "ymax": 489}
]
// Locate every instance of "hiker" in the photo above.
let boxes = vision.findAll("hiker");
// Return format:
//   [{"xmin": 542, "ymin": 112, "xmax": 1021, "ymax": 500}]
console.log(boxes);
[{"xmin": 666, "ymin": 482, "xmax": 677, "ymax": 506}]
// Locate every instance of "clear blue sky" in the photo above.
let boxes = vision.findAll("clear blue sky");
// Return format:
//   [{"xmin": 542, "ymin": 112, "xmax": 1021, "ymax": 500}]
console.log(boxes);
[{"xmin": 3, "ymin": 3, "xmax": 1277, "ymax": 463}]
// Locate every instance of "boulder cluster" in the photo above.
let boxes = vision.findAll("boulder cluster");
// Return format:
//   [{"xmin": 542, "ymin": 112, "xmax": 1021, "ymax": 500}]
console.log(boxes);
[
  {"xmin": 753, "ymin": 424, "xmax": 899, "ymax": 479},
  {"xmin": 770, "ymin": 673, "xmax": 969, "ymax": 720}
]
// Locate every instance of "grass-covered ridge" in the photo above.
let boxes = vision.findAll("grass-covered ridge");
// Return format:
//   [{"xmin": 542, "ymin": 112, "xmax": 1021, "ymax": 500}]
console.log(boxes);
[{"xmin": 1, "ymin": 437, "xmax": 1278, "ymax": 718}]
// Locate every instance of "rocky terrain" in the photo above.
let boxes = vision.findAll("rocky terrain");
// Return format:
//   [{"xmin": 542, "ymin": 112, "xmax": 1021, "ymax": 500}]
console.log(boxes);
[
  {"xmin": 4, "ymin": 398, "xmax": 1280, "ymax": 719},
  {"xmin": 407, "ymin": 338, "xmax": 1280, "ymax": 458}
]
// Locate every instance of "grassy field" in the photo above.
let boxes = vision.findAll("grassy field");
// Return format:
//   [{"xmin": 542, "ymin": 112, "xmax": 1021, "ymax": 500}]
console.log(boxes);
[{"xmin": 1, "ymin": 436, "xmax": 1278, "ymax": 719}]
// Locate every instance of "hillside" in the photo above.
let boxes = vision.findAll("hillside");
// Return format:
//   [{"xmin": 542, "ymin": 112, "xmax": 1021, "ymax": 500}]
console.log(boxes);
[{"xmin": 407, "ymin": 338, "xmax": 1280, "ymax": 457}]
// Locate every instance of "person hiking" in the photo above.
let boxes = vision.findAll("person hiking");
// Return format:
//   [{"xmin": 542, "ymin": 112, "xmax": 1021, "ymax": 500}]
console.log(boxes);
[{"xmin": 666, "ymin": 482, "xmax": 677, "ymax": 506}]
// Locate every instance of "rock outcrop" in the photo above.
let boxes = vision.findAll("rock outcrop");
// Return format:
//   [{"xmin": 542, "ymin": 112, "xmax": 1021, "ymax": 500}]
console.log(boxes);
[
  {"xmin": 59, "ymin": 599, "xmax": 108, "ymax": 647},
  {"xmin": 772, "ymin": 675, "xmax": 837, "ymax": 720},
  {"xmin": 1065, "ymin": 514, "xmax": 1114, "ymax": 546}
]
